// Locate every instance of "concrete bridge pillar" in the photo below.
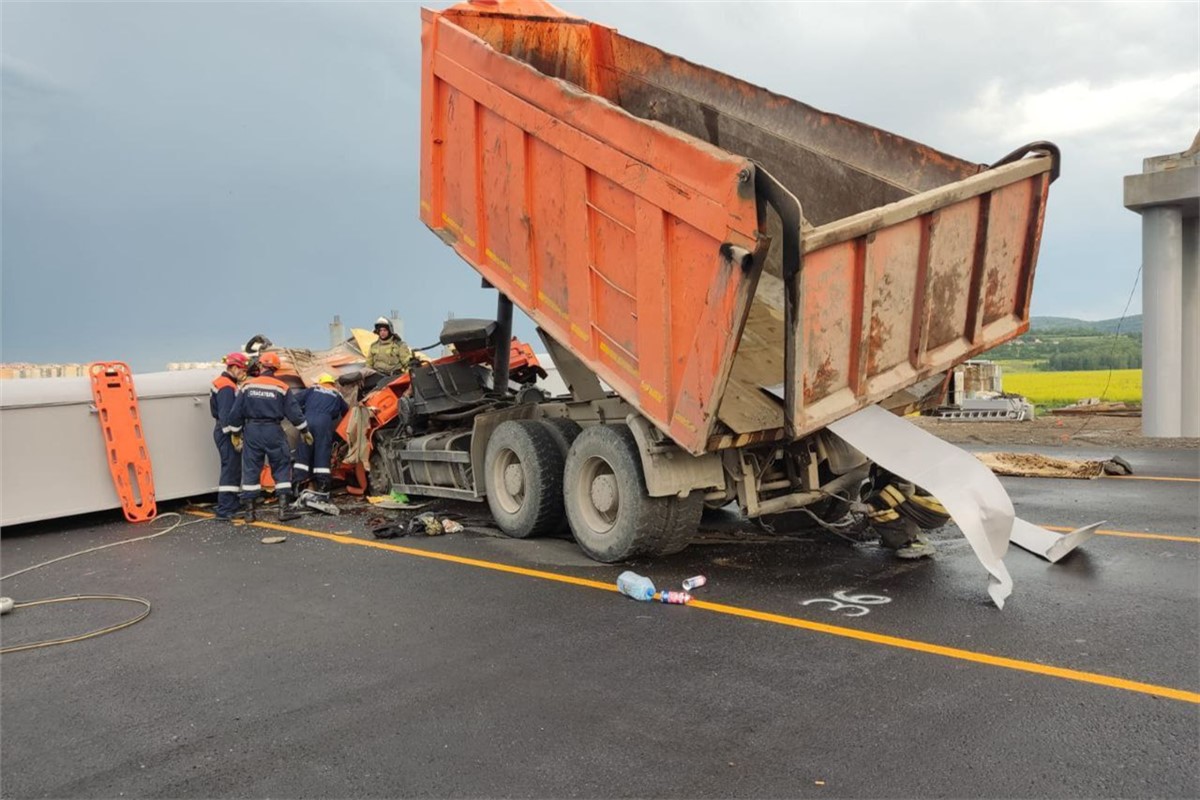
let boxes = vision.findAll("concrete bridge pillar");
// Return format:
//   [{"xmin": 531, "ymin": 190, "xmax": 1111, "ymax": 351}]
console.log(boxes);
[{"xmin": 1124, "ymin": 135, "xmax": 1200, "ymax": 437}]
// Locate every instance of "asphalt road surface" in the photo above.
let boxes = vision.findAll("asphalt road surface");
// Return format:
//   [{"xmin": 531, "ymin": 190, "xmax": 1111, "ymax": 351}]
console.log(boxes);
[{"xmin": 2, "ymin": 448, "xmax": 1196, "ymax": 798}]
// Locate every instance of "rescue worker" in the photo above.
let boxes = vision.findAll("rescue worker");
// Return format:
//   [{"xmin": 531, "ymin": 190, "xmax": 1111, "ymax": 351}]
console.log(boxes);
[
  {"xmin": 293, "ymin": 373, "xmax": 349, "ymax": 495},
  {"xmin": 365, "ymin": 316, "xmax": 412, "ymax": 388},
  {"xmin": 228, "ymin": 351, "xmax": 312, "ymax": 523},
  {"xmin": 210, "ymin": 352, "xmax": 249, "ymax": 521},
  {"xmin": 863, "ymin": 470, "xmax": 951, "ymax": 559}
]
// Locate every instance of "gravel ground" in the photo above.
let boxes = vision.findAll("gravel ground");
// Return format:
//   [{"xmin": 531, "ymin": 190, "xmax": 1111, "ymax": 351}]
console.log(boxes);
[{"xmin": 910, "ymin": 414, "xmax": 1199, "ymax": 450}]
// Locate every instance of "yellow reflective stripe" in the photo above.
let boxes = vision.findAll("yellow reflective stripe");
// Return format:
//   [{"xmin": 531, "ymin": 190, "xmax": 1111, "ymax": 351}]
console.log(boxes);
[{"xmin": 910, "ymin": 494, "xmax": 948, "ymax": 514}]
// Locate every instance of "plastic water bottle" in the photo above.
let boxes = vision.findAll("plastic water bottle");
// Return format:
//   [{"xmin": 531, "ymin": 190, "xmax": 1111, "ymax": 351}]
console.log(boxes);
[
  {"xmin": 660, "ymin": 591, "xmax": 692, "ymax": 605},
  {"xmin": 616, "ymin": 571, "xmax": 655, "ymax": 602},
  {"xmin": 681, "ymin": 575, "xmax": 707, "ymax": 591}
]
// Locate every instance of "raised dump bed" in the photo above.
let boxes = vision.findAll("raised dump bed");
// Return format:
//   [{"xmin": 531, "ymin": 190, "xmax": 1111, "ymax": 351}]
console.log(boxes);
[{"xmin": 419, "ymin": 0, "xmax": 1058, "ymax": 456}]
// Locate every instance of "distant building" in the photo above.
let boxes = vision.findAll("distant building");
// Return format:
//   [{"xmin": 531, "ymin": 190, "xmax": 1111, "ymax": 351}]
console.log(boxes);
[
  {"xmin": 166, "ymin": 362, "xmax": 223, "ymax": 371},
  {"xmin": 0, "ymin": 363, "xmax": 89, "ymax": 380}
]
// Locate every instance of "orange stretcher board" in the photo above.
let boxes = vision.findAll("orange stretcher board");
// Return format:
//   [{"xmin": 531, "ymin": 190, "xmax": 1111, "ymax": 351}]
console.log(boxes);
[{"xmin": 89, "ymin": 362, "xmax": 157, "ymax": 522}]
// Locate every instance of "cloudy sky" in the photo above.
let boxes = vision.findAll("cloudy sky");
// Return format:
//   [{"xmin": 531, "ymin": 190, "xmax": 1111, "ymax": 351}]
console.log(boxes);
[{"xmin": 3, "ymin": 1, "xmax": 1197, "ymax": 371}]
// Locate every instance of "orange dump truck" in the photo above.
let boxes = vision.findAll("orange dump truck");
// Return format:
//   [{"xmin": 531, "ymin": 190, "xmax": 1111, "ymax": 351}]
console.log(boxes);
[{"xmin": 396, "ymin": 0, "xmax": 1059, "ymax": 561}]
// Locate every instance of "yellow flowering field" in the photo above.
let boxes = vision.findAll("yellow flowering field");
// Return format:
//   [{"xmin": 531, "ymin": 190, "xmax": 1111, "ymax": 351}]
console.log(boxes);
[{"xmin": 1002, "ymin": 369, "xmax": 1142, "ymax": 407}]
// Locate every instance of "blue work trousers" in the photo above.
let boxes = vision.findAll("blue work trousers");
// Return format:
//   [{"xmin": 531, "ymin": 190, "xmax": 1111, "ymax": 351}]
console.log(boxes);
[
  {"xmin": 294, "ymin": 417, "xmax": 335, "ymax": 487},
  {"xmin": 239, "ymin": 422, "xmax": 292, "ymax": 501},
  {"xmin": 213, "ymin": 427, "xmax": 242, "ymax": 516}
]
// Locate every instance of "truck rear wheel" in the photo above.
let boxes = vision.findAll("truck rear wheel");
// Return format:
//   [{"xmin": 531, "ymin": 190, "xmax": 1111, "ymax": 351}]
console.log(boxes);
[
  {"xmin": 564, "ymin": 424, "xmax": 701, "ymax": 562},
  {"xmin": 538, "ymin": 418, "xmax": 582, "ymax": 460},
  {"xmin": 484, "ymin": 420, "xmax": 565, "ymax": 539}
]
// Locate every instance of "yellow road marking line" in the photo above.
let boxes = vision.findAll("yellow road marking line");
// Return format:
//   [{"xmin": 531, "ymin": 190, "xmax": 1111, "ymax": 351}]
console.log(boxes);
[
  {"xmin": 1040, "ymin": 524, "xmax": 1198, "ymax": 544},
  {"xmin": 188, "ymin": 511, "xmax": 1200, "ymax": 704},
  {"xmin": 1104, "ymin": 475, "xmax": 1200, "ymax": 484}
]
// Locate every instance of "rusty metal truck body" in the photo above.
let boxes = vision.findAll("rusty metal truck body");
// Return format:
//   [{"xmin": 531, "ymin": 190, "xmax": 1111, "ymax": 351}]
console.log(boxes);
[{"xmin": 388, "ymin": 0, "xmax": 1059, "ymax": 561}]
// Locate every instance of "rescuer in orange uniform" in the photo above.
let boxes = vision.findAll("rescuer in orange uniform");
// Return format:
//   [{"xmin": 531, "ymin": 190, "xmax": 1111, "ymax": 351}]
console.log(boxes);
[
  {"xmin": 210, "ymin": 352, "xmax": 249, "ymax": 521},
  {"xmin": 228, "ymin": 352, "xmax": 311, "ymax": 522}
]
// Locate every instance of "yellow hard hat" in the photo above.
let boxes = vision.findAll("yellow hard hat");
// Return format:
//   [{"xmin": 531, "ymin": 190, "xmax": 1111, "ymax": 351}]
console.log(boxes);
[{"xmin": 317, "ymin": 373, "xmax": 337, "ymax": 385}]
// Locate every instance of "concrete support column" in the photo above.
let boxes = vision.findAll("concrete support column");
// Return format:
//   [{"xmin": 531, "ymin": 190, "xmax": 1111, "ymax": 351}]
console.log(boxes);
[
  {"xmin": 1182, "ymin": 217, "xmax": 1199, "ymax": 437},
  {"xmin": 1142, "ymin": 207, "xmax": 1184, "ymax": 437}
]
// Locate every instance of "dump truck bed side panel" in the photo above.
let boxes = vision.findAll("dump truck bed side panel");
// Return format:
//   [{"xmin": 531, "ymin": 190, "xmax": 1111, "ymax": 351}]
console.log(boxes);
[
  {"xmin": 421, "ymin": 9, "xmax": 764, "ymax": 455},
  {"xmin": 714, "ymin": 156, "xmax": 1053, "ymax": 442}
]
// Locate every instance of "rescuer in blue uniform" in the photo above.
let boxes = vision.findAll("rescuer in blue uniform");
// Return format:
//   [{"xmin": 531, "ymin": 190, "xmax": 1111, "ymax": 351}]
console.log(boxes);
[
  {"xmin": 293, "ymin": 373, "xmax": 349, "ymax": 495},
  {"xmin": 210, "ymin": 352, "xmax": 249, "ymax": 520},
  {"xmin": 228, "ymin": 351, "xmax": 311, "ymax": 522}
]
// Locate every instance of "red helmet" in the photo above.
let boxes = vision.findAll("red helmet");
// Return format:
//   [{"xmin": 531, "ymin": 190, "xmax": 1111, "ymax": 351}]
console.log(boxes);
[
  {"xmin": 224, "ymin": 352, "xmax": 249, "ymax": 369},
  {"xmin": 258, "ymin": 352, "xmax": 281, "ymax": 370}
]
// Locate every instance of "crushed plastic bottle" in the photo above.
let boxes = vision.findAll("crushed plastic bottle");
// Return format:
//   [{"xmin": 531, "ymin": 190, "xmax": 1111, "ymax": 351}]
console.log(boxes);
[
  {"xmin": 616, "ymin": 571, "xmax": 656, "ymax": 602},
  {"xmin": 681, "ymin": 575, "xmax": 707, "ymax": 591},
  {"xmin": 660, "ymin": 591, "xmax": 692, "ymax": 605}
]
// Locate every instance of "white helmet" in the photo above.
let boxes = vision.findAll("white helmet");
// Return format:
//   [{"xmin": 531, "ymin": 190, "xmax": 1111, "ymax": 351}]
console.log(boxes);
[{"xmin": 374, "ymin": 317, "xmax": 392, "ymax": 332}]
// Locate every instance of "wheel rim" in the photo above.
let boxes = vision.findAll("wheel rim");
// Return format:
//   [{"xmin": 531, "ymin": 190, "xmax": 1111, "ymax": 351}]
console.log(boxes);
[
  {"xmin": 491, "ymin": 447, "xmax": 525, "ymax": 514},
  {"xmin": 575, "ymin": 455, "xmax": 619, "ymax": 535}
]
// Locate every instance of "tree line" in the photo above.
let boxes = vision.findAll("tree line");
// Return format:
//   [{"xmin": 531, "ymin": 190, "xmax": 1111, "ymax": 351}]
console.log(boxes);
[{"xmin": 988, "ymin": 333, "xmax": 1142, "ymax": 371}]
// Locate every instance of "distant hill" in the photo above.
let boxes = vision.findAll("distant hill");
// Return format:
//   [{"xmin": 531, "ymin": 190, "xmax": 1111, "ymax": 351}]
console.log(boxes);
[{"xmin": 1030, "ymin": 315, "xmax": 1142, "ymax": 335}]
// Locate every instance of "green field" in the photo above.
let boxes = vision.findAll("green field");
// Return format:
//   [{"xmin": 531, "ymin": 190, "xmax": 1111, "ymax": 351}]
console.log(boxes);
[{"xmin": 1001, "ymin": 369, "xmax": 1142, "ymax": 407}]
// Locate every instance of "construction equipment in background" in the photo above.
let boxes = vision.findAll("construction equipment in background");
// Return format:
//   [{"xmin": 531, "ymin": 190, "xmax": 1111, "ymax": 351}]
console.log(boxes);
[{"xmin": 927, "ymin": 360, "xmax": 1035, "ymax": 421}]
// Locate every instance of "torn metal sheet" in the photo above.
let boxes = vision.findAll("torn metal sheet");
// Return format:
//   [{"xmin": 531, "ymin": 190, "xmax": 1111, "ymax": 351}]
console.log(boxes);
[
  {"xmin": 827, "ymin": 405, "xmax": 1016, "ymax": 608},
  {"xmin": 828, "ymin": 405, "xmax": 1104, "ymax": 605},
  {"xmin": 1010, "ymin": 519, "xmax": 1104, "ymax": 563}
]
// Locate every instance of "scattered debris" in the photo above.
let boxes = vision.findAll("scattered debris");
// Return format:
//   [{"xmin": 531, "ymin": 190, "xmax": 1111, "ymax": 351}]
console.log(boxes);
[
  {"xmin": 260, "ymin": 536, "xmax": 287, "ymax": 545},
  {"xmin": 1010, "ymin": 519, "xmax": 1104, "ymax": 563},
  {"xmin": 1050, "ymin": 399, "xmax": 1141, "ymax": 417},
  {"xmin": 295, "ymin": 490, "xmax": 340, "ymax": 516},
  {"xmin": 370, "ymin": 524, "xmax": 406, "ymax": 540},
  {"xmin": 616, "ymin": 571, "xmax": 655, "ymax": 601},
  {"xmin": 975, "ymin": 452, "xmax": 1134, "ymax": 480},
  {"xmin": 442, "ymin": 519, "xmax": 464, "ymax": 534},
  {"xmin": 681, "ymin": 575, "xmax": 707, "ymax": 591},
  {"xmin": 408, "ymin": 513, "xmax": 445, "ymax": 536},
  {"xmin": 365, "ymin": 495, "xmax": 427, "ymax": 510}
]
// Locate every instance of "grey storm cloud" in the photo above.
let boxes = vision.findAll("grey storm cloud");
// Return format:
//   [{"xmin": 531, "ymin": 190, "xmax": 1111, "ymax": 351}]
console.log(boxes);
[{"xmin": 3, "ymin": 0, "xmax": 1197, "ymax": 370}]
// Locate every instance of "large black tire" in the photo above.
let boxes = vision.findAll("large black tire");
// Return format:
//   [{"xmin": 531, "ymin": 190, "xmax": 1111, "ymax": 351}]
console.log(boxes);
[
  {"xmin": 563, "ymin": 424, "xmax": 701, "ymax": 562},
  {"xmin": 484, "ymin": 420, "xmax": 566, "ymax": 539},
  {"xmin": 367, "ymin": 448, "xmax": 393, "ymax": 497},
  {"xmin": 536, "ymin": 418, "xmax": 582, "ymax": 537},
  {"xmin": 538, "ymin": 418, "xmax": 582, "ymax": 460}
]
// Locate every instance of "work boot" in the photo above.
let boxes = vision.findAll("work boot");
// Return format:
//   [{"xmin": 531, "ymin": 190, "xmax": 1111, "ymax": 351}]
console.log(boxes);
[
  {"xmin": 278, "ymin": 491, "xmax": 301, "ymax": 522},
  {"xmin": 316, "ymin": 475, "xmax": 331, "ymax": 495},
  {"xmin": 895, "ymin": 532, "xmax": 937, "ymax": 560},
  {"xmin": 240, "ymin": 497, "xmax": 258, "ymax": 523}
]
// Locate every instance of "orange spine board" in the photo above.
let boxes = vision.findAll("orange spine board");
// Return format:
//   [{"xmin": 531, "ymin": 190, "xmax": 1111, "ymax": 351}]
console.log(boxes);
[{"xmin": 89, "ymin": 362, "xmax": 157, "ymax": 523}]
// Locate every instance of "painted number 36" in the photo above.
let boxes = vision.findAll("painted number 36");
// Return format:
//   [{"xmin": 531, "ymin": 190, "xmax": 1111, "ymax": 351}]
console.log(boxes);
[{"xmin": 802, "ymin": 590, "xmax": 891, "ymax": 617}]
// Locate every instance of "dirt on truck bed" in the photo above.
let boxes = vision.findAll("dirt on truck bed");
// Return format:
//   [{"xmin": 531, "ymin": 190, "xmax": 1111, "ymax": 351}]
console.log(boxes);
[{"xmin": 910, "ymin": 414, "xmax": 1200, "ymax": 450}]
